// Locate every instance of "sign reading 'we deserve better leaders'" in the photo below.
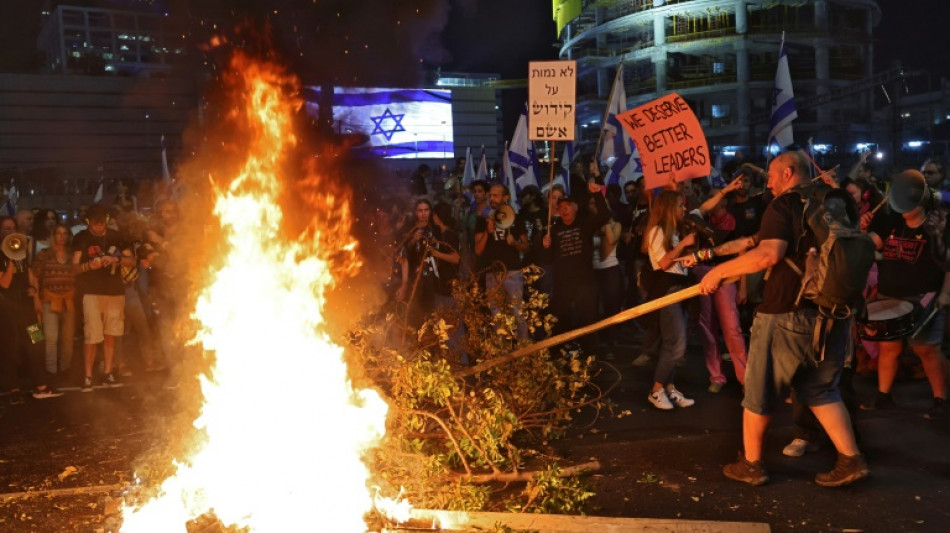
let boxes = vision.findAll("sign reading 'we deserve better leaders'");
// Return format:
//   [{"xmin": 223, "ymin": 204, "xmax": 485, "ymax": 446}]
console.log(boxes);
[{"xmin": 616, "ymin": 93, "xmax": 709, "ymax": 190}]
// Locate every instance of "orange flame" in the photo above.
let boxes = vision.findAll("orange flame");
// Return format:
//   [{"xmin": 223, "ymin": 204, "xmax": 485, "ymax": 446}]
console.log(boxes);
[{"xmin": 120, "ymin": 54, "xmax": 388, "ymax": 532}]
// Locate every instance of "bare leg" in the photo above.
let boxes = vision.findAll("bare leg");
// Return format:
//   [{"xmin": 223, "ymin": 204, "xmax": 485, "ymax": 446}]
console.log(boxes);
[
  {"xmin": 84, "ymin": 343, "xmax": 97, "ymax": 378},
  {"xmin": 913, "ymin": 344, "xmax": 947, "ymax": 399},
  {"xmin": 810, "ymin": 401, "xmax": 860, "ymax": 456},
  {"xmin": 103, "ymin": 335, "xmax": 116, "ymax": 375},
  {"xmin": 743, "ymin": 409, "xmax": 771, "ymax": 462},
  {"xmin": 876, "ymin": 340, "xmax": 902, "ymax": 393}
]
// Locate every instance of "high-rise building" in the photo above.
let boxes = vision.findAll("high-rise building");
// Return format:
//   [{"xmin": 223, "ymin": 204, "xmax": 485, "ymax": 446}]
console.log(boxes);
[{"xmin": 558, "ymin": 0, "xmax": 883, "ymax": 154}]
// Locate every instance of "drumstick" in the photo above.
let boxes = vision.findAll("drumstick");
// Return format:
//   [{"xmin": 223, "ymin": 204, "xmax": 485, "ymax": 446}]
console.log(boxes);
[
  {"xmin": 868, "ymin": 193, "xmax": 889, "ymax": 217},
  {"xmin": 910, "ymin": 305, "xmax": 941, "ymax": 339}
]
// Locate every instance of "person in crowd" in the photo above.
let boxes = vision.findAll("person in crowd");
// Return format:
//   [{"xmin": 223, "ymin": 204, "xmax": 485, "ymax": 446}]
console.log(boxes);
[
  {"xmin": 143, "ymin": 197, "xmax": 186, "ymax": 383},
  {"xmin": 70, "ymin": 205, "xmax": 89, "ymax": 235},
  {"xmin": 396, "ymin": 199, "xmax": 439, "ymax": 326},
  {"xmin": 699, "ymin": 150, "xmax": 867, "ymax": 488},
  {"xmin": 475, "ymin": 184, "xmax": 529, "ymax": 339},
  {"xmin": 517, "ymin": 185, "xmax": 551, "ymax": 298},
  {"xmin": 112, "ymin": 179, "xmax": 139, "ymax": 213},
  {"xmin": 542, "ymin": 170, "xmax": 610, "ymax": 357},
  {"xmin": 921, "ymin": 158, "xmax": 945, "ymax": 189},
  {"xmin": 15, "ymin": 208, "xmax": 34, "ymax": 237},
  {"xmin": 115, "ymin": 212, "xmax": 162, "ymax": 375},
  {"xmin": 409, "ymin": 163, "xmax": 430, "ymax": 197},
  {"xmin": 461, "ymin": 180, "xmax": 490, "ymax": 277},
  {"xmin": 862, "ymin": 169, "xmax": 950, "ymax": 419},
  {"xmin": 589, "ymin": 193, "xmax": 623, "ymax": 357},
  {"xmin": 0, "ymin": 216, "xmax": 63, "ymax": 402},
  {"xmin": 639, "ymin": 189, "xmax": 696, "ymax": 410},
  {"xmin": 430, "ymin": 202, "xmax": 461, "ymax": 309},
  {"xmin": 32, "ymin": 209, "xmax": 59, "ymax": 254},
  {"xmin": 72, "ymin": 205, "xmax": 132, "ymax": 390},
  {"xmin": 32, "ymin": 223, "xmax": 76, "ymax": 376},
  {"xmin": 691, "ymin": 182, "xmax": 748, "ymax": 392}
]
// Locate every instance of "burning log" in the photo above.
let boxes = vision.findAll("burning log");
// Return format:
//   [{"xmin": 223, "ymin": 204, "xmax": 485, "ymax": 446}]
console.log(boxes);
[
  {"xmin": 455, "ymin": 280, "xmax": 734, "ymax": 378},
  {"xmin": 463, "ymin": 460, "xmax": 601, "ymax": 484}
]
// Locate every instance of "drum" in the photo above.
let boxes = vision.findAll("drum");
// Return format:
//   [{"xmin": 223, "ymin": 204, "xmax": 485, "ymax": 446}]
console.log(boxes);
[{"xmin": 861, "ymin": 298, "xmax": 916, "ymax": 341}]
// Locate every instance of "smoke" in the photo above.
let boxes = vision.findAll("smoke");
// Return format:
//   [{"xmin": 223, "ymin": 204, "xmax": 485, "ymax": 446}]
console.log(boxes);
[{"xmin": 162, "ymin": 0, "xmax": 454, "ymax": 87}]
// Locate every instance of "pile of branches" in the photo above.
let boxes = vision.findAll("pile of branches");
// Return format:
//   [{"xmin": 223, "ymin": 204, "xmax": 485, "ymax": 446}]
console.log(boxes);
[{"xmin": 347, "ymin": 265, "xmax": 619, "ymax": 513}]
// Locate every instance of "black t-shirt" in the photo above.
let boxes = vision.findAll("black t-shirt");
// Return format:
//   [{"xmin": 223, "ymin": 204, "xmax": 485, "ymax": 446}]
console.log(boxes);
[
  {"xmin": 546, "ymin": 193, "xmax": 611, "ymax": 283},
  {"xmin": 517, "ymin": 208, "xmax": 548, "ymax": 268},
  {"xmin": 0, "ymin": 255, "xmax": 32, "ymax": 304},
  {"xmin": 72, "ymin": 228, "xmax": 126, "ymax": 296},
  {"xmin": 433, "ymin": 227, "xmax": 460, "ymax": 297},
  {"xmin": 728, "ymin": 194, "xmax": 767, "ymax": 238},
  {"xmin": 870, "ymin": 209, "xmax": 945, "ymax": 297},
  {"xmin": 757, "ymin": 190, "xmax": 814, "ymax": 314},
  {"xmin": 475, "ymin": 213, "xmax": 527, "ymax": 271}
]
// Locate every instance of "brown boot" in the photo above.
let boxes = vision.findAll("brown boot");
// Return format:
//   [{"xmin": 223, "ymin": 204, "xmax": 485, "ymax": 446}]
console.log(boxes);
[
  {"xmin": 722, "ymin": 452, "xmax": 768, "ymax": 486},
  {"xmin": 815, "ymin": 453, "xmax": 869, "ymax": 487}
]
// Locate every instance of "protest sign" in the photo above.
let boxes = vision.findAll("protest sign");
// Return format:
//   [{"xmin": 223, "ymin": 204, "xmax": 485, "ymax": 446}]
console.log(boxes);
[
  {"xmin": 528, "ymin": 60, "xmax": 576, "ymax": 141},
  {"xmin": 616, "ymin": 93, "xmax": 709, "ymax": 190}
]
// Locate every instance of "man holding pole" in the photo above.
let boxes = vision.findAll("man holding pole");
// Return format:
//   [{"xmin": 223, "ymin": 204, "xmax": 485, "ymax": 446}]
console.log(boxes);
[{"xmin": 698, "ymin": 150, "xmax": 868, "ymax": 487}]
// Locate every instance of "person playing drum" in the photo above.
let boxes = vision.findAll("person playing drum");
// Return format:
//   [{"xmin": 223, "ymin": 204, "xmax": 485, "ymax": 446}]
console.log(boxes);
[{"xmin": 863, "ymin": 169, "xmax": 950, "ymax": 419}]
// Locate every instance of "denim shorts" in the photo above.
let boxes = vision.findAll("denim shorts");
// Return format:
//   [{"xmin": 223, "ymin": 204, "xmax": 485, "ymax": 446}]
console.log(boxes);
[{"xmin": 743, "ymin": 308, "xmax": 849, "ymax": 415}]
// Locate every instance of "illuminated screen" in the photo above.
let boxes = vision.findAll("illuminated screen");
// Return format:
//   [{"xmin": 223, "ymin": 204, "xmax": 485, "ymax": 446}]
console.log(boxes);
[{"xmin": 303, "ymin": 86, "xmax": 454, "ymax": 159}]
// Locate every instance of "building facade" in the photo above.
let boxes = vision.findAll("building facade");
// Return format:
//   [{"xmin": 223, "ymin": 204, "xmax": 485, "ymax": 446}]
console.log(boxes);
[{"xmin": 559, "ymin": 0, "xmax": 882, "ymax": 155}]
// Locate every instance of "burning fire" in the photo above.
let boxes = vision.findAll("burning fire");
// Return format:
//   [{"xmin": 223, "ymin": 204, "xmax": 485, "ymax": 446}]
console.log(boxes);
[{"xmin": 120, "ymin": 54, "xmax": 391, "ymax": 532}]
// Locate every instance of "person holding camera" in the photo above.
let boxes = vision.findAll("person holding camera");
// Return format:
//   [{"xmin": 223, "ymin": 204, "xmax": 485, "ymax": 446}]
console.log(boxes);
[
  {"xmin": 72, "ymin": 205, "xmax": 133, "ymax": 391},
  {"xmin": 396, "ymin": 199, "xmax": 440, "ymax": 327}
]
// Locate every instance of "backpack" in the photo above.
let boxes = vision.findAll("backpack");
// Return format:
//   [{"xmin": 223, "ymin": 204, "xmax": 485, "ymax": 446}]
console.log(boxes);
[{"xmin": 785, "ymin": 183, "xmax": 876, "ymax": 319}]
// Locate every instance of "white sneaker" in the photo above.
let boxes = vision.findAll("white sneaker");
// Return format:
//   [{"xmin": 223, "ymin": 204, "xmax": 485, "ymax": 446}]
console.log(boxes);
[
  {"xmin": 782, "ymin": 438, "xmax": 820, "ymax": 457},
  {"xmin": 666, "ymin": 385, "xmax": 695, "ymax": 408},
  {"xmin": 648, "ymin": 389, "xmax": 674, "ymax": 410},
  {"xmin": 632, "ymin": 353, "xmax": 652, "ymax": 367}
]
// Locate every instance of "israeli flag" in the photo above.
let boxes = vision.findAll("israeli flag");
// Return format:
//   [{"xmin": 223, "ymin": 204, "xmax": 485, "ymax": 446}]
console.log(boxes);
[
  {"xmin": 599, "ymin": 66, "xmax": 642, "ymax": 187},
  {"xmin": 462, "ymin": 146, "xmax": 476, "ymax": 187},
  {"xmin": 302, "ymin": 87, "xmax": 454, "ymax": 159},
  {"xmin": 769, "ymin": 36, "xmax": 798, "ymax": 150},
  {"xmin": 509, "ymin": 104, "xmax": 540, "ymax": 191},
  {"xmin": 503, "ymin": 143, "xmax": 520, "ymax": 213}
]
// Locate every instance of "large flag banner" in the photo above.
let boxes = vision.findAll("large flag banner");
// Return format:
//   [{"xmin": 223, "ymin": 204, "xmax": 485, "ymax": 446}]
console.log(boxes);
[
  {"xmin": 617, "ymin": 93, "xmax": 710, "ymax": 190},
  {"xmin": 509, "ymin": 105, "xmax": 540, "ymax": 190},
  {"xmin": 769, "ymin": 37, "xmax": 797, "ymax": 149},
  {"xmin": 303, "ymin": 86, "xmax": 454, "ymax": 159}
]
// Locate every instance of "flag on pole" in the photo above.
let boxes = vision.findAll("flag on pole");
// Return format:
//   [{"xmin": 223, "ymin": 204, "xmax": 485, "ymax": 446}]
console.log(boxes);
[
  {"xmin": 502, "ymin": 142, "xmax": 520, "ymax": 213},
  {"xmin": 476, "ymin": 146, "xmax": 489, "ymax": 182},
  {"xmin": 462, "ymin": 146, "xmax": 476, "ymax": 187},
  {"xmin": 769, "ymin": 35, "xmax": 798, "ymax": 150},
  {"xmin": 1, "ymin": 185, "xmax": 16, "ymax": 216},
  {"xmin": 555, "ymin": 139, "xmax": 577, "ymax": 196},
  {"xmin": 708, "ymin": 152, "xmax": 726, "ymax": 188},
  {"xmin": 93, "ymin": 182, "xmax": 104, "ymax": 204},
  {"xmin": 161, "ymin": 135, "xmax": 172, "ymax": 185},
  {"xmin": 509, "ymin": 104, "xmax": 540, "ymax": 190},
  {"xmin": 599, "ymin": 65, "xmax": 642, "ymax": 187}
]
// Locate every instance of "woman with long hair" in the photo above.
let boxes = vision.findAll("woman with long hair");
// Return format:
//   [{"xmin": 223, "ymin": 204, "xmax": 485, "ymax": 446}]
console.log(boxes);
[
  {"xmin": 396, "ymin": 199, "xmax": 438, "ymax": 325},
  {"xmin": 641, "ymin": 189, "xmax": 696, "ymax": 410},
  {"xmin": 32, "ymin": 223, "xmax": 76, "ymax": 375}
]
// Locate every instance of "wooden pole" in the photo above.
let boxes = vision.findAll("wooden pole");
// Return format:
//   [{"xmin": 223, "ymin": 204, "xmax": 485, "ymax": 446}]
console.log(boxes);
[
  {"xmin": 455, "ymin": 278, "xmax": 736, "ymax": 378},
  {"xmin": 547, "ymin": 140, "xmax": 557, "ymax": 232}
]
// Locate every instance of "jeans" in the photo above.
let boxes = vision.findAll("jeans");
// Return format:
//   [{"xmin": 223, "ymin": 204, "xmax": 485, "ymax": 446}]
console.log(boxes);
[
  {"xmin": 694, "ymin": 265, "xmax": 748, "ymax": 385},
  {"xmin": 650, "ymin": 286, "xmax": 687, "ymax": 385},
  {"xmin": 595, "ymin": 265, "xmax": 624, "ymax": 345},
  {"xmin": 42, "ymin": 301, "xmax": 76, "ymax": 373}
]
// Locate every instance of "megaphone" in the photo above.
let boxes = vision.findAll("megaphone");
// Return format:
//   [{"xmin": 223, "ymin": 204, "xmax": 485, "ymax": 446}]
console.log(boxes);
[
  {"xmin": 888, "ymin": 169, "xmax": 934, "ymax": 213},
  {"xmin": 492, "ymin": 204, "xmax": 516, "ymax": 230},
  {"xmin": 2, "ymin": 232, "xmax": 28, "ymax": 261}
]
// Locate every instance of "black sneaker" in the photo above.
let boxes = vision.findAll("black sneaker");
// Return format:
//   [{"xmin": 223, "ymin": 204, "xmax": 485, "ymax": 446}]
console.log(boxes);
[
  {"xmin": 102, "ymin": 373, "xmax": 122, "ymax": 388},
  {"xmin": 8, "ymin": 391, "xmax": 25, "ymax": 405},
  {"xmin": 722, "ymin": 452, "xmax": 769, "ymax": 486},
  {"xmin": 860, "ymin": 391, "xmax": 896, "ymax": 411},
  {"xmin": 924, "ymin": 397, "xmax": 946, "ymax": 420},
  {"xmin": 32, "ymin": 387, "xmax": 64, "ymax": 400},
  {"xmin": 81, "ymin": 376, "xmax": 94, "ymax": 393},
  {"xmin": 815, "ymin": 453, "xmax": 869, "ymax": 487}
]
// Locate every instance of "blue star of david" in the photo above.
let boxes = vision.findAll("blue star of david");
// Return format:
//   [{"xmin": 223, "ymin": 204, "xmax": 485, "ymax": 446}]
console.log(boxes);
[
  {"xmin": 772, "ymin": 87, "xmax": 782, "ymax": 108},
  {"xmin": 369, "ymin": 108, "xmax": 406, "ymax": 141},
  {"xmin": 634, "ymin": 157, "xmax": 642, "ymax": 174}
]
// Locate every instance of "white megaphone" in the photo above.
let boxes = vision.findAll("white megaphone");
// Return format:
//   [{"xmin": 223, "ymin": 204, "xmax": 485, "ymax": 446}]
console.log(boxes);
[
  {"xmin": 492, "ymin": 204, "xmax": 516, "ymax": 230},
  {"xmin": 1, "ymin": 232, "xmax": 28, "ymax": 261}
]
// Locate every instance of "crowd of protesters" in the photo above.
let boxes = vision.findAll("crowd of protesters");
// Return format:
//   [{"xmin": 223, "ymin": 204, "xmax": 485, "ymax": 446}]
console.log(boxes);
[
  {"xmin": 374, "ymin": 150, "xmax": 950, "ymax": 487},
  {"xmin": 0, "ymin": 181, "xmax": 184, "ymax": 403}
]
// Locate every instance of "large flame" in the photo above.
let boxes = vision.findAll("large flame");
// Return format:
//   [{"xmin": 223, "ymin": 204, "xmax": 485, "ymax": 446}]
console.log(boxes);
[{"xmin": 120, "ymin": 55, "xmax": 388, "ymax": 532}]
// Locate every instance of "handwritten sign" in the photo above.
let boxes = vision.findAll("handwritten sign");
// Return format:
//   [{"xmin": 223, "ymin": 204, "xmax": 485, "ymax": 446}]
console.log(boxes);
[
  {"xmin": 616, "ymin": 93, "xmax": 710, "ymax": 190},
  {"xmin": 528, "ymin": 60, "xmax": 576, "ymax": 141}
]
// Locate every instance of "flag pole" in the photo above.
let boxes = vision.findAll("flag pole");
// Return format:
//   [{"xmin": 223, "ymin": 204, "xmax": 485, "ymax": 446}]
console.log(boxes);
[
  {"xmin": 593, "ymin": 63, "xmax": 624, "ymax": 165},
  {"xmin": 547, "ymin": 140, "xmax": 557, "ymax": 233}
]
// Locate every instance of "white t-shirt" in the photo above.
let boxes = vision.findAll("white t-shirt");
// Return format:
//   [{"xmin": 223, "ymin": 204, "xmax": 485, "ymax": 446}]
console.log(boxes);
[{"xmin": 647, "ymin": 225, "xmax": 688, "ymax": 276}]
